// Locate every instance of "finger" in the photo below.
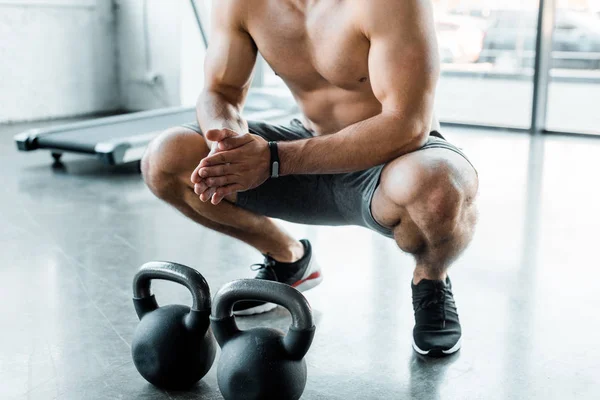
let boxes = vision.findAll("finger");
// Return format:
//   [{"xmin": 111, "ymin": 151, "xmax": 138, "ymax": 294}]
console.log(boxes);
[
  {"xmin": 212, "ymin": 184, "xmax": 244, "ymax": 204},
  {"xmin": 205, "ymin": 128, "xmax": 239, "ymax": 143},
  {"xmin": 199, "ymin": 164, "xmax": 235, "ymax": 178},
  {"xmin": 194, "ymin": 181, "xmax": 208, "ymax": 195},
  {"xmin": 200, "ymin": 187, "xmax": 217, "ymax": 202},
  {"xmin": 191, "ymin": 163, "xmax": 203, "ymax": 184},
  {"xmin": 218, "ymin": 134, "xmax": 253, "ymax": 151},
  {"xmin": 211, "ymin": 193, "xmax": 226, "ymax": 205},
  {"xmin": 192, "ymin": 141, "xmax": 218, "ymax": 183},
  {"xmin": 199, "ymin": 186, "xmax": 214, "ymax": 202},
  {"xmin": 203, "ymin": 140, "xmax": 218, "ymax": 158},
  {"xmin": 205, "ymin": 175, "xmax": 238, "ymax": 187},
  {"xmin": 198, "ymin": 183, "xmax": 215, "ymax": 200},
  {"xmin": 193, "ymin": 140, "xmax": 222, "ymax": 183},
  {"xmin": 200, "ymin": 152, "xmax": 233, "ymax": 167}
]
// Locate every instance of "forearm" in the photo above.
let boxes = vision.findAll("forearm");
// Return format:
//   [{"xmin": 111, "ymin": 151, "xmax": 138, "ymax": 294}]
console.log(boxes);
[
  {"xmin": 278, "ymin": 113, "xmax": 429, "ymax": 175},
  {"xmin": 196, "ymin": 89, "xmax": 248, "ymax": 135}
]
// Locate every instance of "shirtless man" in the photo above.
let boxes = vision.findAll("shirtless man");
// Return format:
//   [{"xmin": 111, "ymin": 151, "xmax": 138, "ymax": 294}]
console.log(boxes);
[{"xmin": 142, "ymin": 0, "xmax": 478, "ymax": 357}]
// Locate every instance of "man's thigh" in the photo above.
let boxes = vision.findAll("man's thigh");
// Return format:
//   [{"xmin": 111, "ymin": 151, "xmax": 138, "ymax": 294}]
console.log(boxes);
[{"xmin": 236, "ymin": 173, "xmax": 351, "ymax": 226}]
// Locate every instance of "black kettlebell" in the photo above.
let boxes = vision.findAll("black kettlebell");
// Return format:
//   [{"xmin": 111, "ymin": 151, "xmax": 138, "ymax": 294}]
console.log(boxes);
[
  {"xmin": 131, "ymin": 261, "xmax": 217, "ymax": 389},
  {"xmin": 211, "ymin": 279, "xmax": 316, "ymax": 400}
]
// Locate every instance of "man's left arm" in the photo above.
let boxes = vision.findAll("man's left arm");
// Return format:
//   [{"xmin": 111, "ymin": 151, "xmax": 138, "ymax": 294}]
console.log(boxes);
[{"xmin": 199, "ymin": 0, "xmax": 439, "ymax": 203}]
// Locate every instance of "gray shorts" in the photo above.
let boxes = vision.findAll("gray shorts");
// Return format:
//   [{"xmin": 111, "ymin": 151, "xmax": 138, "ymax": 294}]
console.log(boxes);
[{"xmin": 181, "ymin": 119, "xmax": 475, "ymax": 238}]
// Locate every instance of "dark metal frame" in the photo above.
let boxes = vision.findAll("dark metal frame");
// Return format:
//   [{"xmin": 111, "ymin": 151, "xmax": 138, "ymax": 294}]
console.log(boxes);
[
  {"xmin": 531, "ymin": 0, "xmax": 555, "ymax": 134},
  {"xmin": 189, "ymin": 0, "xmax": 208, "ymax": 49}
]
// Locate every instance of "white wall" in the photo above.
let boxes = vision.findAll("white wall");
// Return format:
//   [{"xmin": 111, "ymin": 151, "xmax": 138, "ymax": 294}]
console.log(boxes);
[
  {"xmin": 115, "ymin": 0, "xmax": 210, "ymax": 109},
  {"xmin": 115, "ymin": 0, "xmax": 186, "ymax": 111},
  {"xmin": 180, "ymin": 0, "xmax": 210, "ymax": 106},
  {"xmin": 0, "ymin": 0, "xmax": 212, "ymax": 123},
  {"xmin": 0, "ymin": 0, "xmax": 119, "ymax": 123}
]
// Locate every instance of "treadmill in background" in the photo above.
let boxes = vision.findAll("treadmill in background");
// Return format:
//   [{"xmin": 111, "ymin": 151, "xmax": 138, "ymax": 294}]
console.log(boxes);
[
  {"xmin": 14, "ymin": 94, "xmax": 297, "ymax": 166},
  {"xmin": 14, "ymin": 0, "xmax": 297, "ymax": 166}
]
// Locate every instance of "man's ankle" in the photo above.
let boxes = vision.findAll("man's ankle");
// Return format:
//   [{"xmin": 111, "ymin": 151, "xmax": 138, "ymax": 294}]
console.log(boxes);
[
  {"xmin": 413, "ymin": 266, "xmax": 447, "ymax": 285},
  {"xmin": 267, "ymin": 240, "xmax": 304, "ymax": 264}
]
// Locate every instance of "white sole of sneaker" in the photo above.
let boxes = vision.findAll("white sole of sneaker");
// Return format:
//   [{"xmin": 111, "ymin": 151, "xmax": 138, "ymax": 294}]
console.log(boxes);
[
  {"xmin": 412, "ymin": 336, "xmax": 462, "ymax": 356},
  {"xmin": 292, "ymin": 255, "xmax": 324, "ymax": 292},
  {"xmin": 233, "ymin": 254, "xmax": 323, "ymax": 317},
  {"xmin": 233, "ymin": 302, "xmax": 278, "ymax": 316}
]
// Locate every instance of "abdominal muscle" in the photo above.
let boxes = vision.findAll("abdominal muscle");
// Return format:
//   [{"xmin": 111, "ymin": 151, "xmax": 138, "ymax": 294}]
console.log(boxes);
[{"xmin": 290, "ymin": 86, "xmax": 382, "ymax": 135}]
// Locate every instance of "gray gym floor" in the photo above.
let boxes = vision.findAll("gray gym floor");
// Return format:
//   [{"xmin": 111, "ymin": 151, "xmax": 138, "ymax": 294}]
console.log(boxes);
[{"xmin": 1, "ymin": 118, "xmax": 599, "ymax": 400}]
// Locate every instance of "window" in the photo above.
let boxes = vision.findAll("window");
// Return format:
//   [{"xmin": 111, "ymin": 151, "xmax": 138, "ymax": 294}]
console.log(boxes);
[
  {"xmin": 433, "ymin": 1, "xmax": 539, "ymax": 128},
  {"xmin": 547, "ymin": 6, "xmax": 600, "ymax": 135}
]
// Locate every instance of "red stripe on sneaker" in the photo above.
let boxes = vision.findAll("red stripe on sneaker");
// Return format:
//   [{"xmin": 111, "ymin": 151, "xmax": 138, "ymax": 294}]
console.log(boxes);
[{"xmin": 291, "ymin": 271, "xmax": 321, "ymax": 288}]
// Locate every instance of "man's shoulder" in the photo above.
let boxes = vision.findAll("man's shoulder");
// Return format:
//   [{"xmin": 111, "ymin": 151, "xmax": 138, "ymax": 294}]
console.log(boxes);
[
  {"xmin": 353, "ymin": 0, "xmax": 416, "ymax": 16},
  {"xmin": 211, "ymin": 0, "xmax": 253, "ymax": 31},
  {"xmin": 213, "ymin": 0, "xmax": 247, "ymax": 15},
  {"xmin": 353, "ymin": 0, "xmax": 429, "ymax": 33}
]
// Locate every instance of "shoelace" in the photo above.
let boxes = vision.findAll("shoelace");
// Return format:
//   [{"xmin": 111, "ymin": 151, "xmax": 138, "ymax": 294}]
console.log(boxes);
[
  {"xmin": 250, "ymin": 256, "xmax": 278, "ymax": 280},
  {"xmin": 417, "ymin": 285, "xmax": 448, "ymax": 328}
]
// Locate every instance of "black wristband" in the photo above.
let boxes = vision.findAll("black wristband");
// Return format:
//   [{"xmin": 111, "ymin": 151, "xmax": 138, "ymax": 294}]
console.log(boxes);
[{"xmin": 268, "ymin": 141, "xmax": 280, "ymax": 178}]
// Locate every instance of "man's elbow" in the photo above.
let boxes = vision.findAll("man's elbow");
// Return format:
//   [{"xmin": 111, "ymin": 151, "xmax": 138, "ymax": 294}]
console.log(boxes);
[
  {"xmin": 391, "ymin": 118, "xmax": 430, "ymax": 157},
  {"xmin": 407, "ymin": 127, "xmax": 429, "ymax": 152},
  {"xmin": 198, "ymin": 84, "xmax": 246, "ymax": 109}
]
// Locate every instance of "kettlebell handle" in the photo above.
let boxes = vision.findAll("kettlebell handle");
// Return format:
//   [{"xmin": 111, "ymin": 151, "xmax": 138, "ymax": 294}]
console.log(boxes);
[
  {"xmin": 211, "ymin": 280, "xmax": 316, "ymax": 360},
  {"xmin": 132, "ymin": 261, "xmax": 212, "ymax": 319}
]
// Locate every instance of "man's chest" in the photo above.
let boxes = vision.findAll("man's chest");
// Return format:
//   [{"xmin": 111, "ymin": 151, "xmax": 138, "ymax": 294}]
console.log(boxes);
[{"xmin": 246, "ymin": 0, "xmax": 370, "ymax": 91}]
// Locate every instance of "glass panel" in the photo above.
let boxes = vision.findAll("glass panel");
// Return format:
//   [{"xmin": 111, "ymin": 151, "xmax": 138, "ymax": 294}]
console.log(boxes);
[
  {"xmin": 547, "ymin": 1, "xmax": 600, "ymax": 134},
  {"xmin": 433, "ymin": 1, "xmax": 540, "ymax": 128}
]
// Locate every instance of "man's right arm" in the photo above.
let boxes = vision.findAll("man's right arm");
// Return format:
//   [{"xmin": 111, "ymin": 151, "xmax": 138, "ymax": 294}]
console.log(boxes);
[{"xmin": 196, "ymin": 0, "xmax": 257, "ymax": 136}]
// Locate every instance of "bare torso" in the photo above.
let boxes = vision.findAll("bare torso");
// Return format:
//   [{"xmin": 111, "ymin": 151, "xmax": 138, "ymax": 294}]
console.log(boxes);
[{"xmin": 242, "ymin": 0, "xmax": 438, "ymax": 135}]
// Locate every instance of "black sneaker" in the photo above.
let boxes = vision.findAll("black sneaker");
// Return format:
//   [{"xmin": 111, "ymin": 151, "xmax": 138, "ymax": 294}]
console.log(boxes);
[
  {"xmin": 411, "ymin": 276, "xmax": 462, "ymax": 356},
  {"xmin": 233, "ymin": 239, "xmax": 323, "ymax": 316}
]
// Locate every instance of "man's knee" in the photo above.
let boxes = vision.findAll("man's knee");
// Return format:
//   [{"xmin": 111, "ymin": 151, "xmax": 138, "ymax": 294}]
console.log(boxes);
[
  {"xmin": 421, "ymin": 174, "xmax": 464, "ymax": 230},
  {"xmin": 415, "ymin": 158, "xmax": 478, "ymax": 238},
  {"xmin": 142, "ymin": 127, "xmax": 209, "ymax": 198},
  {"xmin": 382, "ymin": 152, "xmax": 478, "ymax": 235}
]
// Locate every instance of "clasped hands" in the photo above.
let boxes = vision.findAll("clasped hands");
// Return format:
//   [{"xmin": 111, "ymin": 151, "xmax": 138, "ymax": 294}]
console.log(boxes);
[{"xmin": 191, "ymin": 129, "xmax": 271, "ymax": 205}]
